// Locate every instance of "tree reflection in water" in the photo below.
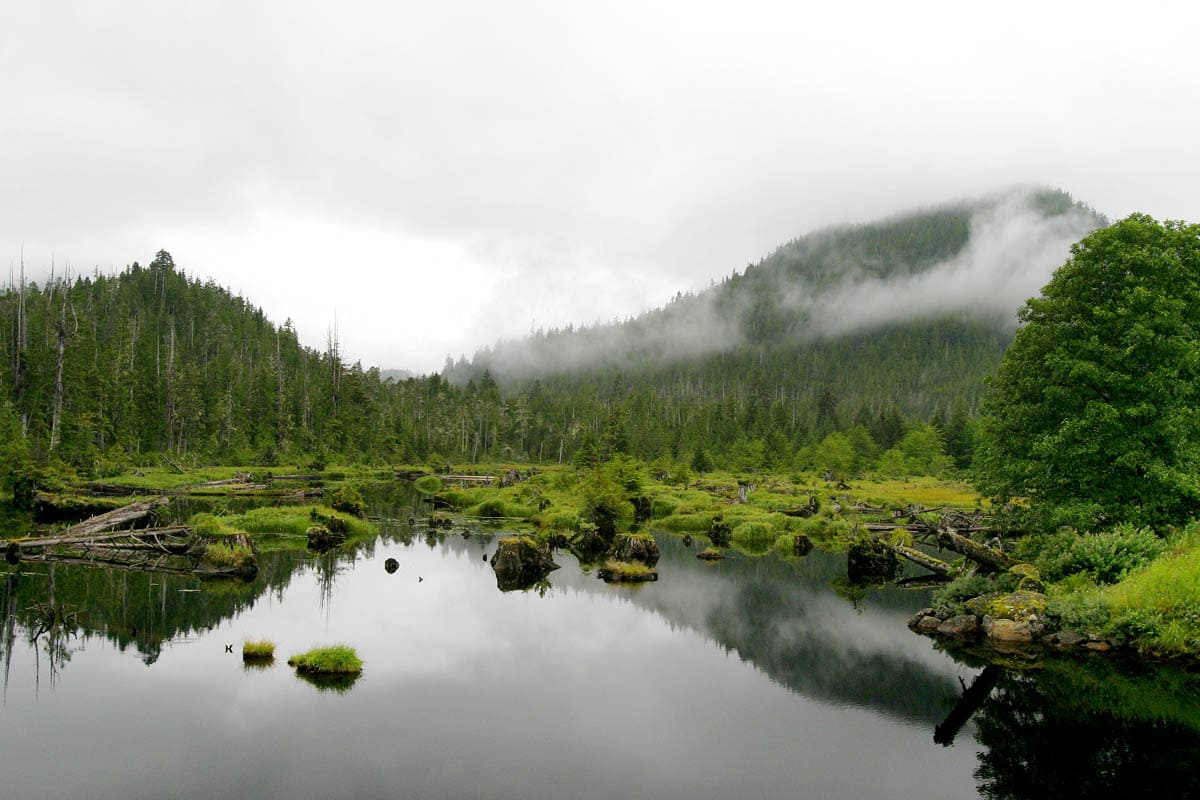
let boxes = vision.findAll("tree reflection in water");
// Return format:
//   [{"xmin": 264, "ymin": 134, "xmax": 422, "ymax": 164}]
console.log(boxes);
[{"xmin": 939, "ymin": 658, "xmax": 1200, "ymax": 799}]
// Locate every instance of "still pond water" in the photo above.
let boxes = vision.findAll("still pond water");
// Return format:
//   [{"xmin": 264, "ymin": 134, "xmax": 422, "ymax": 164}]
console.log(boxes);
[{"xmin": 2, "ymin": 493, "xmax": 1198, "ymax": 799}]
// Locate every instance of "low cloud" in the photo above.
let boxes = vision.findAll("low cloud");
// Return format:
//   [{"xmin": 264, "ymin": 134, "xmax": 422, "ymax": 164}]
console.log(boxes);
[
  {"xmin": 805, "ymin": 192, "xmax": 1099, "ymax": 336},
  {"xmin": 470, "ymin": 189, "xmax": 1103, "ymax": 381}
]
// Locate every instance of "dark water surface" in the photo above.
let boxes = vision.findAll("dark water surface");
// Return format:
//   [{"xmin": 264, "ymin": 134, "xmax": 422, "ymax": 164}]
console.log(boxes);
[{"xmin": 2, "ymin": 504, "xmax": 1198, "ymax": 799}]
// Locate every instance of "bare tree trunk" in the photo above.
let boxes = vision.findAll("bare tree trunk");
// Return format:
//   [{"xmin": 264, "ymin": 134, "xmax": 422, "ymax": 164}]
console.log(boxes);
[
  {"xmin": 49, "ymin": 271, "xmax": 75, "ymax": 452},
  {"xmin": 165, "ymin": 321, "xmax": 176, "ymax": 450},
  {"xmin": 14, "ymin": 254, "xmax": 28, "ymax": 434}
]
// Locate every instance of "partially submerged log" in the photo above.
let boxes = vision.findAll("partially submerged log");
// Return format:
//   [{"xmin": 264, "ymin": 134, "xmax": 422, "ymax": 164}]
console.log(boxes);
[
  {"xmin": 12, "ymin": 499, "xmax": 258, "ymax": 580},
  {"xmin": 17, "ymin": 525, "xmax": 192, "ymax": 552},
  {"xmin": 936, "ymin": 528, "xmax": 1014, "ymax": 573},
  {"xmin": 46, "ymin": 496, "xmax": 170, "ymax": 539},
  {"xmin": 877, "ymin": 540, "xmax": 956, "ymax": 578}
]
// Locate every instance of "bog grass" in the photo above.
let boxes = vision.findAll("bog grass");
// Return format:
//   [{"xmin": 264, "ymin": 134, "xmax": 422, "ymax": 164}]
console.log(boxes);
[
  {"xmin": 242, "ymin": 639, "xmax": 276, "ymax": 659},
  {"xmin": 287, "ymin": 645, "xmax": 364, "ymax": 675},
  {"xmin": 203, "ymin": 542, "xmax": 254, "ymax": 567},
  {"xmin": 190, "ymin": 505, "xmax": 373, "ymax": 538}
]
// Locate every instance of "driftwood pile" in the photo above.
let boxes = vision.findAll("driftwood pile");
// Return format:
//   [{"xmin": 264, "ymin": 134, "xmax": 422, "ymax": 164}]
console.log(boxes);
[
  {"xmin": 859, "ymin": 506, "xmax": 1013, "ymax": 581},
  {"xmin": 7, "ymin": 497, "xmax": 257, "ymax": 580}
]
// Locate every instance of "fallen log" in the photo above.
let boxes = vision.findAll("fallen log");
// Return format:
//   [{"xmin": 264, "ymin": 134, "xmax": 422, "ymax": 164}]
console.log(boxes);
[
  {"xmin": 16, "ymin": 525, "xmax": 191, "ymax": 551},
  {"xmin": 48, "ymin": 496, "xmax": 171, "ymax": 539},
  {"xmin": 888, "ymin": 542, "xmax": 957, "ymax": 577},
  {"xmin": 936, "ymin": 528, "xmax": 1014, "ymax": 573}
]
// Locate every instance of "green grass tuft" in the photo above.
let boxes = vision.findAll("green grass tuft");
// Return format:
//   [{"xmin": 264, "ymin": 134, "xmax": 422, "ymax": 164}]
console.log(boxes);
[
  {"xmin": 204, "ymin": 542, "xmax": 254, "ymax": 567},
  {"xmin": 242, "ymin": 639, "xmax": 276, "ymax": 659},
  {"xmin": 413, "ymin": 475, "xmax": 443, "ymax": 494},
  {"xmin": 287, "ymin": 645, "xmax": 364, "ymax": 674}
]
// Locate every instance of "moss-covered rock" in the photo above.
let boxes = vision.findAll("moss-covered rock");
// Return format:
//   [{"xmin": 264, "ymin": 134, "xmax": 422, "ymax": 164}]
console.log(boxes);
[
  {"xmin": 971, "ymin": 590, "xmax": 1048, "ymax": 624},
  {"xmin": 1009, "ymin": 562, "xmax": 1045, "ymax": 592}
]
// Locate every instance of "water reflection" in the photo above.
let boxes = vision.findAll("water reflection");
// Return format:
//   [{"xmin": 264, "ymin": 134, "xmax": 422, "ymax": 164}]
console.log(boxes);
[{"xmin": 0, "ymin": 495, "xmax": 1197, "ymax": 798}]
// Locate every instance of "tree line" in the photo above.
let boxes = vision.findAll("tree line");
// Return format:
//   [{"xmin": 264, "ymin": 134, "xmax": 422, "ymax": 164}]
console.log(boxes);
[{"xmin": 0, "ymin": 251, "xmax": 989, "ymax": 487}]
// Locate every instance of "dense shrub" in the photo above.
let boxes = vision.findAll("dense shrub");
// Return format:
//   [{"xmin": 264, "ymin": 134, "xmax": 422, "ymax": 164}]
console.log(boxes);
[{"xmin": 1032, "ymin": 525, "xmax": 1166, "ymax": 584}]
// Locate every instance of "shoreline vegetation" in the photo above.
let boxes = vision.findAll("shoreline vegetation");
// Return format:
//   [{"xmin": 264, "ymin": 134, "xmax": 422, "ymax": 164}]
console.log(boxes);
[{"xmin": 3, "ymin": 457, "xmax": 1197, "ymax": 663}]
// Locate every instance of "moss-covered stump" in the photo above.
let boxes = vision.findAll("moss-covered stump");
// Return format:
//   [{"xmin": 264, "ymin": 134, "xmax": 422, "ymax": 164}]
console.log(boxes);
[
  {"xmin": 847, "ymin": 538, "xmax": 900, "ymax": 584},
  {"xmin": 609, "ymin": 532, "xmax": 660, "ymax": 566},
  {"xmin": 708, "ymin": 515, "xmax": 732, "ymax": 547},
  {"xmin": 696, "ymin": 547, "xmax": 724, "ymax": 561},
  {"xmin": 195, "ymin": 533, "xmax": 259, "ymax": 580},
  {"xmin": 309, "ymin": 508, "xmax": 350, "ymax": 535},
  {"xmin": 598, "ymin": 559, "xmax": 659, "ymax": 583},
  {"xmin": 569, "ymin": 525, "xmax": 608, "ymax": 562},
  {"xmin": 330, "ymin": 484, "xmax": 366, "ymax": 518},
  {"xmin": 490, "ymin": 536, "xmax": 559, "ymax": 591},
  {"xmin": 306, "ymin": 524, "xmax": 347, "ymax": 552}
]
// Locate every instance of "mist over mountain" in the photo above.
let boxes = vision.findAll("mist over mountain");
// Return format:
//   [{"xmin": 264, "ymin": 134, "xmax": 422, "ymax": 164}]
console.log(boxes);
[{"xmin": 452, "ymin": 187, "xmax": 1104, "ymax": 385}]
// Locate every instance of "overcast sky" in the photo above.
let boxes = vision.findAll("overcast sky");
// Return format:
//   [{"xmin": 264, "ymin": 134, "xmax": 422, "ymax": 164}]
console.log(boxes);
[{"xmin": 4, "ymin": 1, "xmax": 1199, "ymax": 373}]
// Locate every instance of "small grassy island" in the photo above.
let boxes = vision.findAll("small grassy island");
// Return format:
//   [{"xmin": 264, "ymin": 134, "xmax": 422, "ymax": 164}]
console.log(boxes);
[
  {"xmin": 243, "ymin": 640, "xmax": 276, "ymax": 660},
  {"xmin": 288, "ymin": 645, "xmax": 364, "ymax": 675}
]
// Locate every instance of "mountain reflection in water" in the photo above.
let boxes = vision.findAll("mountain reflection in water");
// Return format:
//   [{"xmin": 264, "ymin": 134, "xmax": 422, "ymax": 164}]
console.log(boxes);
[{"xmin": 1, "ymin": 503, "xmax": 1198, "ymax": 799}]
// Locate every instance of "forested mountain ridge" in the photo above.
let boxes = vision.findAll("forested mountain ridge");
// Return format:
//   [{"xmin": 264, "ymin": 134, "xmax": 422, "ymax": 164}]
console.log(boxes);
[
  {"xmin": 1, "ymin": 188, "xmax": 1105, "ymax": 474},
  {"xmin": 451, "ymin": 188, "xmax": 1103, "ymax": 386},
  {"xmin": 448, "ymin": 188, "xmax": 1104, "ymax": 425}
]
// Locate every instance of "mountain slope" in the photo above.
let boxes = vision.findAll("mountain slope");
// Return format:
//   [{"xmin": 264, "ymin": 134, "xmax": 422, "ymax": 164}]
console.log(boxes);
[{"xmin": 459, "ymin": 187, "xmax": 1101, "ymax": 380}]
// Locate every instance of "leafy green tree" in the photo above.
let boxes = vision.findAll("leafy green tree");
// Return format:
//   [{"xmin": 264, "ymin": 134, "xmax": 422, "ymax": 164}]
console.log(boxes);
[
  {"xmin": 807, "ymin": 431, "xmax": 856, "ymax": 477},
  {"xmin": 896, "ymin": 423, "xmax": 952, "ymax": 477},
  {"xmin": 976, "ymin": 214, "xmax": 1200, "ymax": 528}
]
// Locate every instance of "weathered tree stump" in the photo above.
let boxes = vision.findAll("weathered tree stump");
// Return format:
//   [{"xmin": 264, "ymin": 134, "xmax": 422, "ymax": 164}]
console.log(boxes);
[
  {"xmin": 847, "ymin": 538, "xmax": 900, "ymax": 584},
  {"xmin": 708, "ymin": 515, "xmax": 732, "ymax": 547},
  {"xmin": 490, "ymin": 536, "xmax": 559, "ymax": 591},
  {"xmin": 307, "ymin": 524, "xmax": 347, "ymax": 552},
  {"xmin": 609, "ymin": 532, "xmax": 660, "ymax": 566}
]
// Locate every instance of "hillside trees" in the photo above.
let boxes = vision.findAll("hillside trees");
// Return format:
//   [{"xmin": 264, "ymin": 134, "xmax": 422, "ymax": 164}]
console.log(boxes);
[{"xmin": 976, "ymin": 215, "xmax": 1200, "ymax": 528}]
